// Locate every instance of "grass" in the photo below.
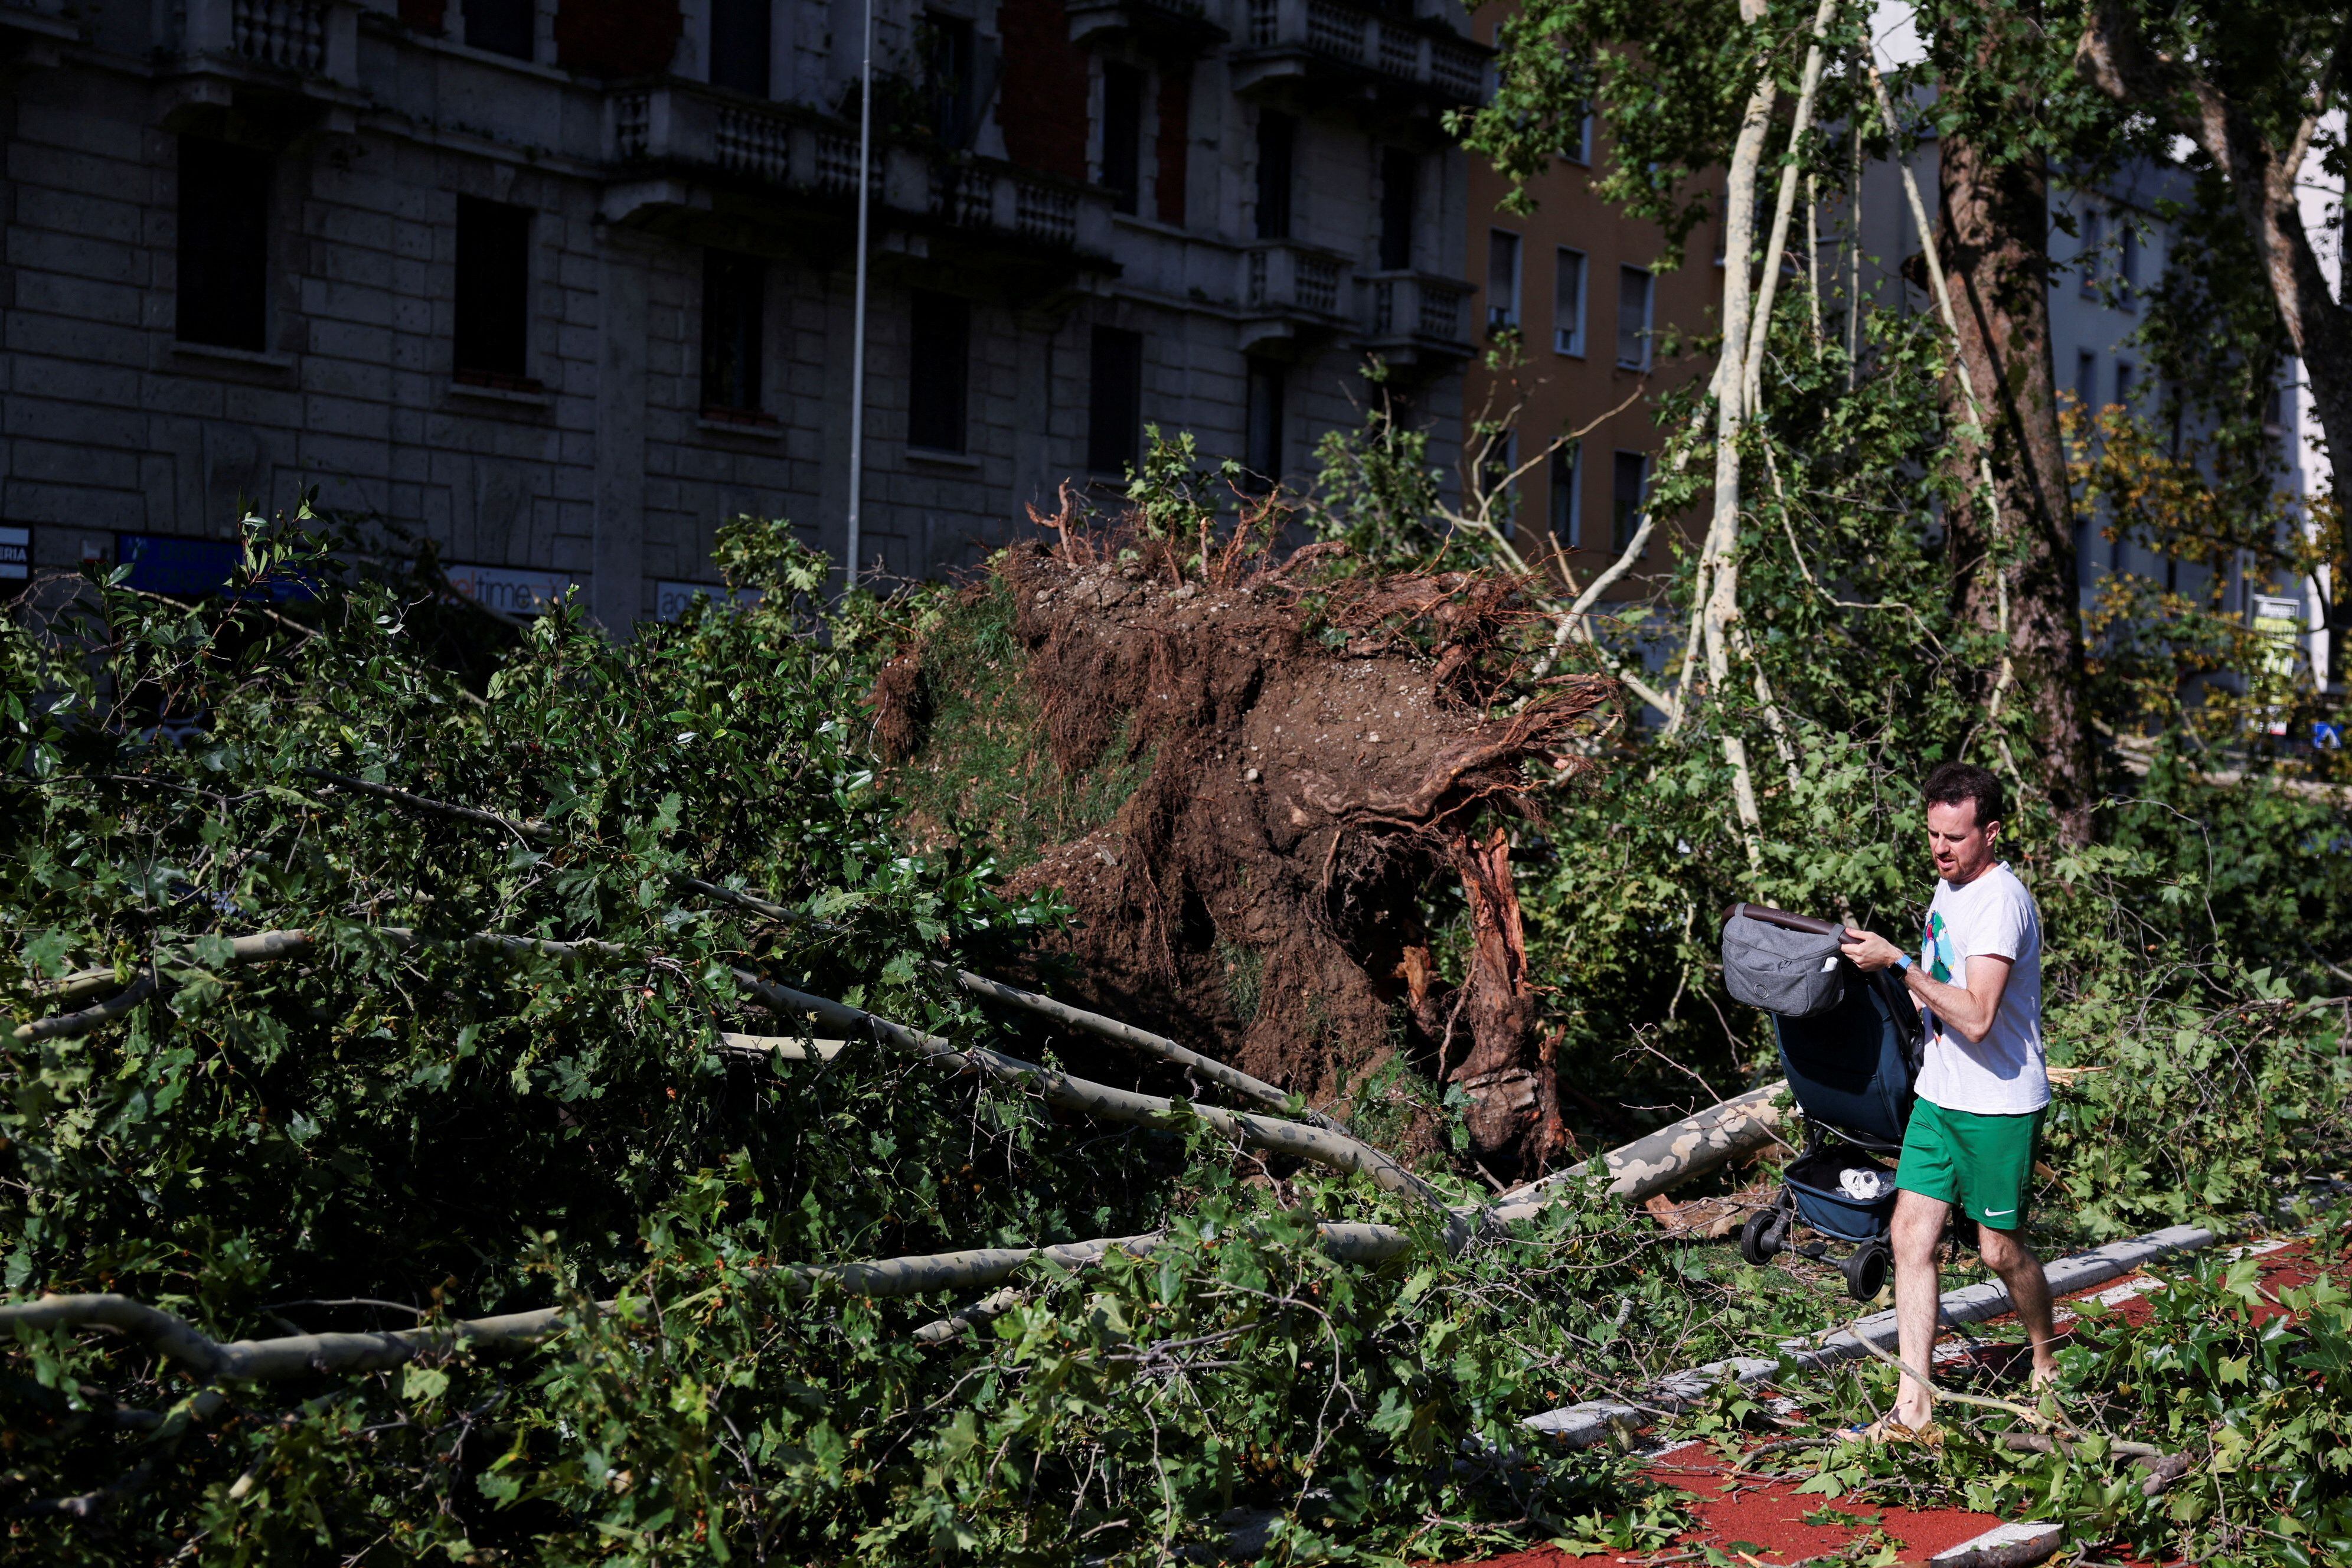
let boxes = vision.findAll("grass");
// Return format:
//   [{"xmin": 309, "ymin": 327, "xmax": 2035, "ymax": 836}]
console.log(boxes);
[{"xmin": 887, "ymin": 577, "xmax": 1158, "ymax": 871}]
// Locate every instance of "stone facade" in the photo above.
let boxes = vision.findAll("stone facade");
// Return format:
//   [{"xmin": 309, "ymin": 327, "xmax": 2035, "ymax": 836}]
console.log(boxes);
[{"xmin": 0, "ymin": 0, "xmax": 1482, "ymax": 623}]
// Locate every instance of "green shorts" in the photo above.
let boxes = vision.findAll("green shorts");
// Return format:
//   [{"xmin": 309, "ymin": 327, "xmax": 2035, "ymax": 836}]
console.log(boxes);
[{"xmin": 1894, "ymin": 1097, "xmax": 2044, "ymax": 1231}]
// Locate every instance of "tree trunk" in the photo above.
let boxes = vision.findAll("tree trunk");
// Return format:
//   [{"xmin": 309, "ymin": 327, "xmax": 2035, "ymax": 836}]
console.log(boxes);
[
  {"xmin": 2201, "ymin": 112, "xmax": 2352, "ymax": 689},
  {"xmin": 1443, "ymin": 824, "xmax": 1566, "ymax": 1176},
  {"xmin": 1934, "ymin": 130, "xmax": 2098, "ymax": 845}
]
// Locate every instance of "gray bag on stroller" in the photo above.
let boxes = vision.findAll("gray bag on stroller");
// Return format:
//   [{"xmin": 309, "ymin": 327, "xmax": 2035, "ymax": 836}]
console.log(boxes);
[{"xmin": 1720, "ymin": 902, "xmax": 1847, "ymax": 1018}]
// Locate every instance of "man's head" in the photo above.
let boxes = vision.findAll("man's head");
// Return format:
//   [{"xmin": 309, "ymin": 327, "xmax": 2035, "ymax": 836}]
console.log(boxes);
[{"xmin": 1922, "ymin": 761, "xmax": 2004, "ymax": 884}]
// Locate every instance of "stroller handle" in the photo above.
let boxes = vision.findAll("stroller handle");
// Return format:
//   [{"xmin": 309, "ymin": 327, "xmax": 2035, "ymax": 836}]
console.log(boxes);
[{"xmin": 1724, "ymin": 901, "xmax": 1847, "ymax": 939}]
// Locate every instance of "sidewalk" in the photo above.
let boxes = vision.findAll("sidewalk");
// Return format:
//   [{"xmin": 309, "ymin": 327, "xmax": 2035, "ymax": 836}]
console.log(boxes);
[{"xmin": 1439, "ymin": 1234, "xmax": 2323, "ymax": 1567}]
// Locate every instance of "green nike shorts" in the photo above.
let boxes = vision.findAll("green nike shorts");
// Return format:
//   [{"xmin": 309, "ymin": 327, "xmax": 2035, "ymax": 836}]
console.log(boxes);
[{"xmin": 1894, "ymin": 1097, "xmax": 2044, "ymax": 1231}]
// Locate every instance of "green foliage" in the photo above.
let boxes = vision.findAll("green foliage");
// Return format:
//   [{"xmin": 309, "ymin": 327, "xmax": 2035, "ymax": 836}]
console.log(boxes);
[
  {"xmin": 1304, "ymin": 364, "xmax": 1448, "ymax": 571},
  {"xmin": 873, "ymin": 574, "xmax": 1157, "ymax": 872},
  {"xmin": 1786, "ymin": 1239, "xmax": 2352, "ymax": 1566},
  {"xmin": 0, "ymin": 518, "xmax": 1740, "ymax": 1563}
]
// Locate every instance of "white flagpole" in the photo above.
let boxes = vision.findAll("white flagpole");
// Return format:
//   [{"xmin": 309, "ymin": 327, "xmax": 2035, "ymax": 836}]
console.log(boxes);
[{"xmin": 845, "ymin": 0, "xmax": 874, "ymax": 589}]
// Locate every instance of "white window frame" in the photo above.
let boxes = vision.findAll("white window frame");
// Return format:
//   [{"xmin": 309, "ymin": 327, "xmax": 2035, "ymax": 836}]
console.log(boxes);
[
  {"xmin": 1611, "ymin": 448, "xmax": 1650, "ymax": 551},
  {"xmin": 1487, "ymin": 228, "xmax": 1521, "ymax": 335},
  {"xmin": 1550, "ymin": 439, "xmax": 1582, "ymax": 545},
  {"xmin": 1616, "ymin": 263, "xmax": 1653, "ymax": 370},
  {"xmin": 1553, "ymin": 246, "xmax": 1586, "ymax": 357}
]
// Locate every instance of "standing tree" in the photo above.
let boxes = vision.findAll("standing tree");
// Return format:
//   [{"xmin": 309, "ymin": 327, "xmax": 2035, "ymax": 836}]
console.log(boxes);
[
  {"xmin": 1916, "ymin": 0, "xmax": 2106, "ymax": 844},
  {"xmin": 1464, "ymin": 0, "xmax": 2113, "ymax": 843},
  {"xmin": 2077, "ymin": 0, "xmax": 2352, "ymax": 687}
]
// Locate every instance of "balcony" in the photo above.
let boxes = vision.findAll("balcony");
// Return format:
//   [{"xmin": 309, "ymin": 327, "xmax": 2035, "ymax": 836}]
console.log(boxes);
[
  {"xmin": 1066, "ymin": 0, "xmax": 1228, "ymax": 55},
  {"xmin": 603, "ymin": 86, "xmax": 1115, "ymax": 269},
  {"xmin": 1356, "ymin": 270, "xmax": 1474, "ymax": 365},
  {"xmin": 171, "ymin": 0, "xmax": 362, "ymax": 94},
  {"xmin": 1232, "ymin": 0, "xmax": 1489, "ymax": 113},
  {"xmin": 1239, "ymin": 240, "xmax": 1352, "ymax": 351}
]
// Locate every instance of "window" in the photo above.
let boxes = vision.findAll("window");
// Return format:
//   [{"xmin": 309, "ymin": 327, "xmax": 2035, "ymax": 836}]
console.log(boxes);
[
  {"xmin": 176, "ymin": 136, "xmax": 270, "ymax": 351},
  {"xmin": 454, "ymin": 197, "xmax": 532, "ymax": 384},
  {"xmin": 1616, "ymin": 264, "xmax": 1652, "ymax": 368},
  {"xmin": 1563, "ymin": 96, "xmax": 1593, "ymax": 164},
  {"xmin": 1254, "ymin": 111, "xmax": 1294, "ymax": 240},
  {"xmin": 1087, "ymin": 326, "xmax": 1143, "ymax": 473},
  {"xmin": 1611, "ymin": 450, "xmax": 1648, "ymax": 551},
  {"xmin": 1155, "ymin": 67, "xmax": 1190, "ymax": 226},
  {"xmin": 1549, "ymin": 440, "xmax": 1580, "ymax": 544},
  {"xmin": 463, "ymin": 0, "xmax": 534, "ymax": 60},
  {"xmin": 2113, "ymin": 361, "xmax": 2134, "ymax": 410},
  {"xmin": 2078, "ymin": 208, "xmax": 2103, "ymax": 297},
  {"xmin": 1101, "ymin": 63, "xmax": 1144, "ymax": 215},
  {"xmin": 2118, "ymin": 222, "xmax": 2138, "ymax": 310},
  {"xmin": 1483, "ymin": 430, "xmax": 1518, "ymax": 537},
  {"xmin": 908, "ymin": 290, "xmax": 970, "ymax": 452},
  {"xmin": 1487, "ymin": 229, "xmax": 1520, "ymax": 334},
  {"xmin": 923, "ymin": 13, "xmax": 975, "ymax": 148},
  {"xmin": 2075, "ymin": 349, "xmax": 2098, "ymax": 417},
  {"xmin": 709, "ymin": 0, "xmax": 771, "ymax": 97},
  {"xmin": 1553, "ymin": 247, "xmax": 1586, "ymax": 356},
  {"xmin": 701, "ymin": 250, "xmax": 765, "ymax": 415},
  {"xmin": 1377, "ymin": 148, "xmax": 1416, "ymax": 271},
  {"xmin": 1244, "ymin": 357, "xmax": 1285, "ymax": 488}
]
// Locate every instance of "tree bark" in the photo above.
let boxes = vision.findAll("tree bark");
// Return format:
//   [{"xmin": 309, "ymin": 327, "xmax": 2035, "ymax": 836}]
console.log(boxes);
[
  {"xmin": 2077, "ymin": 0, "xmax": 2352, "ymax": 687},
  {"xmin": 1932, "ymin": 123, "xmax": 2097, "ymax": 845},
  {"xmin": 1443, "ymin": 824, "xmax": 1567, "ymax": 1175}
]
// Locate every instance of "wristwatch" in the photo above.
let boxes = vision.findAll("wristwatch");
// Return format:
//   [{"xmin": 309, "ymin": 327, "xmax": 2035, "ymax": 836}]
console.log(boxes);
[{"xmin": 1894, "ymin": 953, "xmax": 1914, "ymax": 973}]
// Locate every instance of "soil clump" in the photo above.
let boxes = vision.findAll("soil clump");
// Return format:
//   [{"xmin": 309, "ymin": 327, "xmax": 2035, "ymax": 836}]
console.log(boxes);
[{"xmin": 875, "ymin": 528, "xmax": 1613, "ymax": 1180}]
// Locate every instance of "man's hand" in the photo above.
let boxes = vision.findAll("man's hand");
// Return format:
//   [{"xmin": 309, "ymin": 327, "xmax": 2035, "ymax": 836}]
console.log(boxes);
[
  {"xmin": 1840, "ymin": 928, "xmax": 1905, "ymax": 972},
  {"xmin": 1842, "ymin": 928, "xmax": 2014, "ymax": 1044}
]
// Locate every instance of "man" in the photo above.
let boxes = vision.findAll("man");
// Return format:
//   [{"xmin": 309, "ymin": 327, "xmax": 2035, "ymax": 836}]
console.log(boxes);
[{"xmin": 1838, "ymin": 762, "xmax": 2054, "ymax": 1439}]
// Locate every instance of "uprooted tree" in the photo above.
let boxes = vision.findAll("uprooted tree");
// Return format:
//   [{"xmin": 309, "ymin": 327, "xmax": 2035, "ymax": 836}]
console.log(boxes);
[
  {"xmin": 0, "ymin": 521, "xmax": 1783, "ymax": 1564},
  {"xmin": 874, "ymin": 494, "xmax": 1614, "ymax": 1180}
]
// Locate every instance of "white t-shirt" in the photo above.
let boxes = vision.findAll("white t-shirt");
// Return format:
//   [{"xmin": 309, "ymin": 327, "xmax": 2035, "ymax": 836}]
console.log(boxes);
[{"xmin": 1914, "ymin": 862, "xmax": 2047, "ymax": 1114}]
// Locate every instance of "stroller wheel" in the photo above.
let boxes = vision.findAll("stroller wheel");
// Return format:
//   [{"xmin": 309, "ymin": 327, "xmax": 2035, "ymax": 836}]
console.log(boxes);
[
  {"xmin": 1841, "ymin": 1241, "xmax": 1890, "ymax": 1303},
  {"xmin": 1739, "ymin": 1207, "xmax": 1781, "ymax": 1265}
]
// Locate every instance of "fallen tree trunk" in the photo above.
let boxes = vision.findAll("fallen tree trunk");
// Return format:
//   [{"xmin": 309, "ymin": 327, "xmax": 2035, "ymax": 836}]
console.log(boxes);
[
  {"xmin": 1491, "ymin": 1083, "xmax": 1788, "ymax": 1212},
  {"xmin": 12, "ymin": 922, "xmax": 1434, "ymax": 1206},
  {"xmin": 678, "ymin": 876, "xmax": 1345, "ymax": 1131},
  {"xmin": 737, "ymin": 972, "xmax": 1443, "ymax": 1208},
  {"xmin": 0, "ymin": 1088, "xmax": 1792, "ymax": 1380}
]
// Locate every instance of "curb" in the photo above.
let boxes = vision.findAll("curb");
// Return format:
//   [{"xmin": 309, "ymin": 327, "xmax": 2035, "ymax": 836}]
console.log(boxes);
[
  {"xmin": 1521, "ymin": 1223, "xmax": 2219, "ymax": 1448},
  {"xmin": 1929, "ymin": 1520, "xmax": 2066, "ymax": 1568}
]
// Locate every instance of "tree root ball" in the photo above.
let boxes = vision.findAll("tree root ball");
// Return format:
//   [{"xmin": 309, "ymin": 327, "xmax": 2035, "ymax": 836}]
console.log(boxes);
[{"xmin": 876, "ymin": 536, "xmax": 1616, "ymax": 1181}]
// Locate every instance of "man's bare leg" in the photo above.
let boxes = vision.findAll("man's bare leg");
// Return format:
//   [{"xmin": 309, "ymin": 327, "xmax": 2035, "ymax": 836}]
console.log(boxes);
[
  {"xmin": 1977, "ymin": 1223, "xmax": 2059, "ymax": 1387},
  {"xmin": 1889, "ymin": 1189, "xmax": 1948, "ymax": 1429}
]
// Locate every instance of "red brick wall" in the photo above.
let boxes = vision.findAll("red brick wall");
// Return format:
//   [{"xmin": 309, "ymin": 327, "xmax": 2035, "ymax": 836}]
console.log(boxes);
[
  {"xmin": 398, "ymin": 0, "xmax": 445, "ymax": 34},
  {"xmin": 995, "ymin": 0, "xmax": 1090, "ymax": 181},
  {"xmin": 1155, "ymin": 66, "xmax": 1190, "ymax": 226},
  {"xmin": 554, "ymin": 0, "xmax": 682, "ymax": 77}
]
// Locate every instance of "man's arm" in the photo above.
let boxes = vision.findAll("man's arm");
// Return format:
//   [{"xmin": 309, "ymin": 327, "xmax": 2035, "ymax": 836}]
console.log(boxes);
[{"xmin": 1840, "ymin": 929, "xmax": 2014, "ymax": 1044}]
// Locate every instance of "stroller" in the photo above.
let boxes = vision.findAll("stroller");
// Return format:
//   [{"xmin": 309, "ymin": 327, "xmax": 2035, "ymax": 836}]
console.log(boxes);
[{"xmin": 1720, "ymin": 902, "xmax": 1928, "ymax": 1302}]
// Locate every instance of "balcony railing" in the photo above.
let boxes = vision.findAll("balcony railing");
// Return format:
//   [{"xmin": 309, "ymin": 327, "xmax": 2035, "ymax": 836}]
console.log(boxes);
[
  {"xmin": 606, "ymin": 87, "xmax": 1109, "ymax": 259},
  {"xmin": 1358, "ymin": 270, "xmax": 1475, "ymax": 357},
  {"xmin": 1244, "ymin": 241, "xmax": 1350, "ymax": 320},
  {"xmin": 180, "ymin": 0, "xmax": 358, "ymax": 86},
  {"xmin": 1239, "ymin": 0, "xmax": 1488, "ymax": 106}
]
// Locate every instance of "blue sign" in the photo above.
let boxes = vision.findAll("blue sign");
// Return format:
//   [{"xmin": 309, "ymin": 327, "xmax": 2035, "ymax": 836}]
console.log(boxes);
[{"xmin": 115, "ymin": 533, "xmax": 315, "ymax": 600}]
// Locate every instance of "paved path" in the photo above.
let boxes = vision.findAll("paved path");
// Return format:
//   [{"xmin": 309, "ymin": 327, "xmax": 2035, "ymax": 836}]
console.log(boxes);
[{"xmin": 1439, "ymin": 1233, "xmax": 2327, "ymax": 1567}]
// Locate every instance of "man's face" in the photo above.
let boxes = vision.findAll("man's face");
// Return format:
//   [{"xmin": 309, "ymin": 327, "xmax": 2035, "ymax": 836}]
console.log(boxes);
[{"xmin": 1926, "ymin": 798, "xmax": 1999, "ymax": 883}]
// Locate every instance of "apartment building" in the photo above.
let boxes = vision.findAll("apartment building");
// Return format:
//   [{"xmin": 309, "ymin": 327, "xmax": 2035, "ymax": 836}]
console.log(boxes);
[
  {"xmin": 0, "ymin": 0, "xmax": 1485, "ymax": 625},
  {"xmin": 1462, "ymin": 78, "xmax": 1723, "ymax": 598}
]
